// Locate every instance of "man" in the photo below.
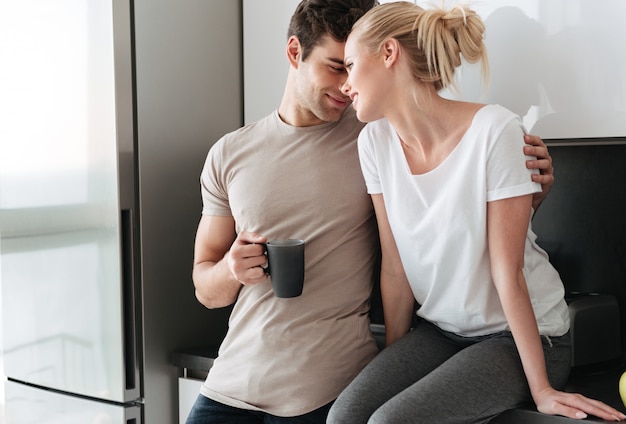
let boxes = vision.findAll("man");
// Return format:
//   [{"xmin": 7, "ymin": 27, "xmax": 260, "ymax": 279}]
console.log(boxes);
[{"xmin": 186, "ymin": 1, "xmax": 554, "ymax": 422}]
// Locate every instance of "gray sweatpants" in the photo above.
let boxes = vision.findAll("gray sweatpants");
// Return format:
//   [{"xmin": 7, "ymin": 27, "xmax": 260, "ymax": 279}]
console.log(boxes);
[{"xmin": 327, "ymin": 320, "xmax": 571, "ymax": 424}]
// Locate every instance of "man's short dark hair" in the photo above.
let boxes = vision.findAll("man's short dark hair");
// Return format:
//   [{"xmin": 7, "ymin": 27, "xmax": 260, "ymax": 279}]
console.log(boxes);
[{"xmin": 288, "ymin": 0, "xmax": 378, "ymax": 61}]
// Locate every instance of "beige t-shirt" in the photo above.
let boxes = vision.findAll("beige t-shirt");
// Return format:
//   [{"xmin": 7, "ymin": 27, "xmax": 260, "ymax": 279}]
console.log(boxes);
[{"xmin": 199, "ymin": 108, "xmax": 380, "ymax": 416}]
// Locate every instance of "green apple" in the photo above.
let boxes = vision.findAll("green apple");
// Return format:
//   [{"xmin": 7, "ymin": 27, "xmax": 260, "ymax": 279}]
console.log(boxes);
[{"xmin": 620, "ymin": 370, "xmax": 626, "ymax": 407}]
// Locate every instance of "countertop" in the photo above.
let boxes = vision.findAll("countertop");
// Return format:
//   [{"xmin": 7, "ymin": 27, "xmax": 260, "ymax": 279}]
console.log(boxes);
[{"xmin": 172, "ymin": 346, "xmax": 625, "ymax": 423}]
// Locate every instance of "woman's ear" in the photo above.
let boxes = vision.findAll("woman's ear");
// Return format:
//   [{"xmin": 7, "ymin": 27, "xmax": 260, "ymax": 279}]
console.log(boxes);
[
  {"xmin": 286, "ymin": 35, "xmax": 302, "ymax": 68},
  {"xmin": 383, "ymin": 38, "xmax": 400, "ymax": 68}
]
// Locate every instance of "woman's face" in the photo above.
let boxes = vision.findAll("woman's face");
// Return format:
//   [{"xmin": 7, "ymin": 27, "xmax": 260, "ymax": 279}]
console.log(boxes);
[{"xmin": 342, "ymin": 34, "xmax": 389, "ymax": 123}]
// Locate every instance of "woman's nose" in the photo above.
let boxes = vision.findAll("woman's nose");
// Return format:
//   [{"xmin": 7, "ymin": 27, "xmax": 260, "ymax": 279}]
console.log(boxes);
[{"xmin": 341, "ymin": 80, "xmax": 351, "ymax": 95}]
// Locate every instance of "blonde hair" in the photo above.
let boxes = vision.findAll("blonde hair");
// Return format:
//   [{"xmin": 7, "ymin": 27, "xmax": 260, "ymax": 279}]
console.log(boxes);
[{"xmin": 351, "ymin": 1, "xmax": 489, "ymax": 93}]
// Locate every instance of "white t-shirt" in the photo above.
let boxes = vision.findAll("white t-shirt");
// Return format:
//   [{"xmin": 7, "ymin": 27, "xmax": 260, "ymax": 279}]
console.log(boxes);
[
  {"xmin": 358, "ymin": 104, "xmax": 570, "ymax": 337},
  {"xmin": 199, "ymin": 108, "xmax": 380, "ymax": 416}
]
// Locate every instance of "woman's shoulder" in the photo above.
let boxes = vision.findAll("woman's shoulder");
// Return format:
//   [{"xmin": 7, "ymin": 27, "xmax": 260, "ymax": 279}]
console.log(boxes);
[
  {"xmin": 468, "ymin": 104, "xmax": 524, "ymax": 141},
  {"xmin": 357, "ymin": 118, "xmax": 397, "ymax": 158},
  {"xmin": 362, "ymin": 117, "xmax": 395, "ymax": 137},
  {"xmin": 358, "ymin": 118, "xmax": 396, "ymax": 147},
  {"xmin": 476, "ymin": 104, "xmax": 521, "ymax": 123}
]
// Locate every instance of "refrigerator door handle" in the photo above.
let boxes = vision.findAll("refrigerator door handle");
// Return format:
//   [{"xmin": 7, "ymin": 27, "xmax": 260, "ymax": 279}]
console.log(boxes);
[{"xmin": 121, "ymin": 207, "xmax": 142, "ymax": 398}]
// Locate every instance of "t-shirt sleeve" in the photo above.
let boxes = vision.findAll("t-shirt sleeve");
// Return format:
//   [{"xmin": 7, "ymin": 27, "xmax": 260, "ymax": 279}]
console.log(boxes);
[
  {"xmin": 486, "ymin": 114, "xmax": 541, "ymax": 202},
  {"xmin": 357, "ymin": 127, "xmax": 383, "ymax": 195},
  {"xmin": 200, "ymin": 140, "xmax": 232, "ymax": 216}
]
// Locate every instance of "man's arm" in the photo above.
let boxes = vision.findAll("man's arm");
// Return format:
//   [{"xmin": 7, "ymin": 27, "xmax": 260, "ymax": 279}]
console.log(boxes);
[
  {"xmin": 524, "ymin": 134, "xmax": 554, "ymax": 211},
  {"xmin": 192, "ymin": 215, "xmax": 268, "ymax": 309}
]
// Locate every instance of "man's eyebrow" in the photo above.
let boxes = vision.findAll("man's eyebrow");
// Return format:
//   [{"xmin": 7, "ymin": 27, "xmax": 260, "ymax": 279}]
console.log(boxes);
[{"xmin": 328, "ymin": 57, "xmax": 345, "ymax": 66}]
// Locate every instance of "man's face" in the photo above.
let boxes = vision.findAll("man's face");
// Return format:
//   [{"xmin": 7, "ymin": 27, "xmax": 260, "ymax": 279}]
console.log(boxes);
[{"xmin": 292, "ymin": 35, "xmax": 352, "ymax": 126}]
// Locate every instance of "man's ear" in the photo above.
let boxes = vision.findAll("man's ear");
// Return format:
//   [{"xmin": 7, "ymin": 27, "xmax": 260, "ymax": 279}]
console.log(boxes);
[
  {"xmin": 383, "ymin": 38, "xmax": 400, "ymax": 68},
  {"xmin": 286, "ymin": 35, "xmax": 302, "ymax": 68}
]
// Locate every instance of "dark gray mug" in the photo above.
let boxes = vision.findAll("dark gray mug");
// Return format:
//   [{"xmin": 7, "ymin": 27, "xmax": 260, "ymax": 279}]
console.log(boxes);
[{"xmin": 265, "ymin": 239, "xmax": 305, "ymax": 298}]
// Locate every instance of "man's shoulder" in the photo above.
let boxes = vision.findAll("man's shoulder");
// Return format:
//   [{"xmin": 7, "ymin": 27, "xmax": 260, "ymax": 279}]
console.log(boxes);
[
  {"xmin": 232, "ymin": 111, "xmax": 277, "ymax": 136},
  {"xmin": 339, "ymin": 106, "xmax": 365, "ymax": 130},
  {"xmin": 214, "ymin": 111, "xmax": 277, "ymax": 148}
]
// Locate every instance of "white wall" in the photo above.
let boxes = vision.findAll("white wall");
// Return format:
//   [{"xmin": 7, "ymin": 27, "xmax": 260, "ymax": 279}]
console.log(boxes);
[
  {"xmin": 244, "ymin": 0, "xmax": 626, "ymax": 139},
  {"xmin": 441, "ymin": 0, "xmax": 626, "ymax": 139}
]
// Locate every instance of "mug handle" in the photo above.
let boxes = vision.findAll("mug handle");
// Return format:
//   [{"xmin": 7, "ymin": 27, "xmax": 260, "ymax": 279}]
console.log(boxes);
[{"xmin": 260, "ymin": 242, "xmax": 271, "ymax": 276}]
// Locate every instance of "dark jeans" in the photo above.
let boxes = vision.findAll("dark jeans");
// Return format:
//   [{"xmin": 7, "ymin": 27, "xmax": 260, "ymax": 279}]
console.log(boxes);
[{"xmin": 185, "ymin": 395, "xmax": 333, "ymax": 424}]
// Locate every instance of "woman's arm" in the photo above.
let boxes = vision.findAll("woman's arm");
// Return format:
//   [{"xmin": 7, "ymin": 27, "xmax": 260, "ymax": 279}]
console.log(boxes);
[
  {"xmin": 488, "ymin": 194, "xmax": 552, "ymax": 397},
  {"xmin": 371, "ymin": 194, "xmax": 415, "ymax": 346},
  {"xmin": 488, "ymin": 194, "xmax": 625, "ymax": 421}
]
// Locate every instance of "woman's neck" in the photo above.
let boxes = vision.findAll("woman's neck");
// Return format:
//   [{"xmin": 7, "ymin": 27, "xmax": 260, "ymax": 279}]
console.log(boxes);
[{"xmin": 387, "ymin": 93, "xmax": 484, "ymax": 174}]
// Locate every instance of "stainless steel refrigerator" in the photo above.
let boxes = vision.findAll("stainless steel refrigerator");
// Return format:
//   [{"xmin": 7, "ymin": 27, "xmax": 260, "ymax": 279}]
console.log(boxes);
[{"xmin": 0, "ymin": 0, "xmax": 241, "ymax": 422}]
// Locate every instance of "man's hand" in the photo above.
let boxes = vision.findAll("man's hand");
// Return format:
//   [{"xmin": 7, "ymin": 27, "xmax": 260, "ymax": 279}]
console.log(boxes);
[
  {"xmin": 524, "ymin": 134, "xmax": 554, "ymax": 211},
  {"xmin": 192, "ymin": 217, "xmax": 268, "ymax": 309},
  {"xmin": 226, "ymin": 231, "xmax": 269, "ymax": 286}
]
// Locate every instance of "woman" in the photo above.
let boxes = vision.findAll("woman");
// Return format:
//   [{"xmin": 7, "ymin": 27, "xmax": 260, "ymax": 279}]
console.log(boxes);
[{"xmin": 327, "ymin": 2, "xmax": 626, "ymax": 423}]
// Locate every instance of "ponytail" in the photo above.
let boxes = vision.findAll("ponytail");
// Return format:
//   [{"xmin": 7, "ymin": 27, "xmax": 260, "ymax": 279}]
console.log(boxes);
[
  {"xmin": 415, "ymin": 5, "xmax": 489, "ymax": 91},
  {"xmin": 351, "ymin": 2, "xmax": 489, "ymax": 92}
]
